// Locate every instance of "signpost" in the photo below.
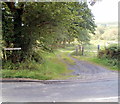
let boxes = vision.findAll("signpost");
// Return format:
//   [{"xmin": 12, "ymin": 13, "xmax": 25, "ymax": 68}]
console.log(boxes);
[
  {"xmin": 4, "ymin": 48, "xmax": 21, "ymax": 51},
  {"xmin": 3, "ymin": 48, "xmax": 21, "ymax": 61}
]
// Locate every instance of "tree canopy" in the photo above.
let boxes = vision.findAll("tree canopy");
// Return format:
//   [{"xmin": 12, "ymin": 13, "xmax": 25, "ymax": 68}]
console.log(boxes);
[{"xmin": 2, "ymin": 2, "xmax": 96, "ymax": 63}]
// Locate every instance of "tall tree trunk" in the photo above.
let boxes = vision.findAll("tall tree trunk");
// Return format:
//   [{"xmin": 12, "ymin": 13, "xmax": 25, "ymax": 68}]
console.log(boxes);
[{"xmin": 5, "ymin": 2, "xmax": 24, "ymax": 63}]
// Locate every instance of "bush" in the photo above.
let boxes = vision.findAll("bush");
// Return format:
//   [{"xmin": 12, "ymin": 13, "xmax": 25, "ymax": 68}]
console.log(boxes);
[
  {"xmin": 98, "ymin": 44, "xmax": 119, "ymax": 59},
  {"xmin": 2, "ymin": 49, "xmax": 46, "ymax": 70},
  {"xmin": 97, "ymin": 44, "xmax": 119, "ymax": 69}
]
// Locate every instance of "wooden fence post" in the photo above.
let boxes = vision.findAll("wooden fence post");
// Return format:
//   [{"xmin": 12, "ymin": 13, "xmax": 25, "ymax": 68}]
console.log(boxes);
[
  {"xmin": 78, "ymin": 45, "xmax": 81, "ymax": 52},
  {"xmin": 82, "ymin": 46, "xmax": 84, "ymax": 56},
  {"xmin": 97, "ymin": 45, "xmax": 100, "ymax": 52},
  {"xmin": 76, "ymin": 46, "xmax": 78, "ymax": 55},
  {"xmin": 98, "ymin": 45, "xmax": 100, "ymax": 50},
  {"xmin": 97, "ymin": 45, "xmax": 100, "ymax": 56}
]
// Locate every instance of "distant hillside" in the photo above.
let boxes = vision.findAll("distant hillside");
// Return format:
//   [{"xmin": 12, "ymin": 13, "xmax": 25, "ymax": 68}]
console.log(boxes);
[{"xmin": 96, "ymin": 22, "xmax": 117, "ymax": 26}]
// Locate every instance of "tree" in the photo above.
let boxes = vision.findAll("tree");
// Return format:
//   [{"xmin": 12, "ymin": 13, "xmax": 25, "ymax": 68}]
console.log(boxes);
[{"xmin": 2, "ymin": 2, "xmax": 96, "ymax": 63}]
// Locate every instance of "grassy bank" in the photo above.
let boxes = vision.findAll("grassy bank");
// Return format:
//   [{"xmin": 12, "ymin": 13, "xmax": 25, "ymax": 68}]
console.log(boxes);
[
  {"xmin": 72, "ymin": 55, "xmax": 118, "ymax": 71},
  {"xmin": 2, "ymin": 49, "xmax": 73, "ymax": 80},
  {"xmin": 88, "ymin": 57, "xmax": 118, "ymax": 71}
]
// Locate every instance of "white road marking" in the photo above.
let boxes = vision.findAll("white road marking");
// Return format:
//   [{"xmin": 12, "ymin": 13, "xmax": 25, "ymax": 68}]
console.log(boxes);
[{"xmin": 79, "ymin": 96, "xmax": 118, "ymax": 102}]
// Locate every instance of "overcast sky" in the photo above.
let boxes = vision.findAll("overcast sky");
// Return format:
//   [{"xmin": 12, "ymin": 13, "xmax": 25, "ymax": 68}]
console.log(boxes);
[{"xmin": 88, "ymin": 0, "xmax": 118, "ymax": 23}]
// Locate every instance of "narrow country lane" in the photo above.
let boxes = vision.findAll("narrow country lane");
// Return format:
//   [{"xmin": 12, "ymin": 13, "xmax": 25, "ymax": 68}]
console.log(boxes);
[
  {"xmin": 67, "ymin": 56, "xmax": 118, "ymax": 82},
  {"xmin": 2, "ymin": 79, "xmax": 118, "ymax": 102},
  {"xmin": 2, "ymin": 54, "xmax": 118, "ymax": 102}
]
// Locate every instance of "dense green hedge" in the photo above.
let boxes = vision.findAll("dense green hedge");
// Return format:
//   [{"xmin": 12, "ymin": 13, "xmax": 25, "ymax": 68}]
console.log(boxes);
[
  {"xmin": 98, "ymin": 44, "xmax": 119, "ymax": 68},
  {"xmin": 98, "ymin": 44, "xmax": 119, "ymax": 59}
]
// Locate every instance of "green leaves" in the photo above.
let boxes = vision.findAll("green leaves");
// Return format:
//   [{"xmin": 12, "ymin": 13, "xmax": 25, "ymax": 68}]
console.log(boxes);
[{"xmin": 2, "ymin": 2, "xmax": 96, "ymax": 62}]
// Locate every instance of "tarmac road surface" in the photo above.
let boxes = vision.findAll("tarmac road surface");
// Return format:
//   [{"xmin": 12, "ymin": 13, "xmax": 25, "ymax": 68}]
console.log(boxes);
[
  {"xmin": 1, "ymin": 57, "xmax": 118, "ymax": 102},
  {"xmin": 2, "ymin": 78, "xmax": 118, "ymax": 102}
]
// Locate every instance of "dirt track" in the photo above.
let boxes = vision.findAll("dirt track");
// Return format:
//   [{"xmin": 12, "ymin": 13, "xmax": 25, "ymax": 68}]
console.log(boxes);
[{"xmin": 67, "ymin": 56, "xmax": 118, "ymax": 81}]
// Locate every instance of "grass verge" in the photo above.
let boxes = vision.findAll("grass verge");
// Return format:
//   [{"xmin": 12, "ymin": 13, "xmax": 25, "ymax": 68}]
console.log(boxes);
[
  {"xmin": 72, "ymin": 55, "xmax": 119, "ymax": 71},
  {"xmin": 2, "ymin": 51, "xmax": 73, "ymax": 80}
]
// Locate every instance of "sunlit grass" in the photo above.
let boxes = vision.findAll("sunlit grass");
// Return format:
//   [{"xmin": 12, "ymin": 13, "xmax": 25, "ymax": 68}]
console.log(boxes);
[
  {"xmin": 56, "ymin": 48, "xmax": 75, "ymax": 65},
  {"xmin": 2, "ymin": 49, "xmax": 74, "ymax": 80},
  {"xmin": 72, "ymin": 55, "xmax": 118, "ymax": 71}
]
